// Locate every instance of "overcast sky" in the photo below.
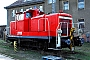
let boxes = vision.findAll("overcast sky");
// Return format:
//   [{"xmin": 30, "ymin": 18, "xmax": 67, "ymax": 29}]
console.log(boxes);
[{"xmin": 0, "ymin": 0, "xmax": 17, "ymax": 25}]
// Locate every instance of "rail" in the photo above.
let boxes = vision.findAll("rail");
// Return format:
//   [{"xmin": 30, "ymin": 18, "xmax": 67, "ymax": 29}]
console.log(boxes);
[{"xmin": 38, "ymin": 18, "xmax": 51, "ymax": 43}]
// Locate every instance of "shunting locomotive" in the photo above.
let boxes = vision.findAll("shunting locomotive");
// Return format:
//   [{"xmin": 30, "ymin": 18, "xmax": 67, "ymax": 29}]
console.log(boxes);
[{"xmin": 7, "ymin": 9, "xmax": 84, "ymax": 51}]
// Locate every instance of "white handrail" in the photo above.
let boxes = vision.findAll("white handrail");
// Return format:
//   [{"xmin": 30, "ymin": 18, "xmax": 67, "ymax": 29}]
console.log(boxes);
[
  {"xmin": 47, "ymin": 19, "xmax": 50, "ymax": 43},
  {"xmin": 38, "ymin": 18, "xmax": 48, "ymax": 31},
  {"xmin": 15, "ymin": 15, "xmax": 17, "ymax": 30},
  {"xmin": 56, "ymin": 22, "xmax": 62, "ymax": 43},
  {"xmin": 56, "ymin": 22, "xmax": 69, "ymax": 44},
  {"xmin": 38, "ymin": 18, "xmax": 50, "ymax": 43},
  {"xmin": 67, "ymin": 22, "xmax": 68, "ymax": 36}
]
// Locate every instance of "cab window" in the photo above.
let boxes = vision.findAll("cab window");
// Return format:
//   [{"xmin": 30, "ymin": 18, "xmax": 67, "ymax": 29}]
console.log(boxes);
[{"xmin": 26, "ymin": 12, "xmax": 32, "ymax": 18}]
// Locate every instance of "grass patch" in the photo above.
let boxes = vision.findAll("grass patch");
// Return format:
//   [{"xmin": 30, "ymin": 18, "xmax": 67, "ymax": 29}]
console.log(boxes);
[
  {"xmin": 0, "ymin": 40, "xmax": 42, "ymax": 60},
  {"xmin": 74, "ymin": 43, "xmax": 90, "ymax": 60},
  {"xmin": 62, "ymin": 43, "xmax": 90, "ymax": 60},
  {"xmin": 0, "ymin": 40, "xmax": 90, "ymax": 60}
]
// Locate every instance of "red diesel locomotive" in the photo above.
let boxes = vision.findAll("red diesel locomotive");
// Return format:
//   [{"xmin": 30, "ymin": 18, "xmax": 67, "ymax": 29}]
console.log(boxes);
[{"xmin": 7, "ymin": 9, "xmax": 83, "ymax": 51}]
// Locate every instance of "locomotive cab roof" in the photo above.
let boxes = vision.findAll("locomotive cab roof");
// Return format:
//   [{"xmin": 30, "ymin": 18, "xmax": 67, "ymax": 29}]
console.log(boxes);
[{"xmin": 15, "ymin": 9, "xmax": 44, "ymax": 17}]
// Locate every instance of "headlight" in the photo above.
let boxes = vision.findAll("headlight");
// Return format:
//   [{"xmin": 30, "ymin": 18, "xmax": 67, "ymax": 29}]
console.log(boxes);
[{"xmin": 65, "ymin": 39, "xmax": 71, "ymax": 45}]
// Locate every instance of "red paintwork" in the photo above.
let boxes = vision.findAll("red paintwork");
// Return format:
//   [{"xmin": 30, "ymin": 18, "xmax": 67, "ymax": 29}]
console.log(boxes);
[
  {"xmin": 10, "ymin": 9, "xmax": 72, "ymax": 37},
  {"xmin": 22, "ymin": 32, "xmax": 48, "ymax": 36},
  {"xmin": 10, "ymin": 21, "xmax": 17, "ymax": 35},
  {"xmin": 16, "ymin": 18, "xmax": 29, "ymax": 32},
  {"xmin": 30, "ymin": 15, "xmax": 45, "ymax": 31},
  {"xmin": 10, "ymin": 21, "xmax": 15, "ymax": 35}
]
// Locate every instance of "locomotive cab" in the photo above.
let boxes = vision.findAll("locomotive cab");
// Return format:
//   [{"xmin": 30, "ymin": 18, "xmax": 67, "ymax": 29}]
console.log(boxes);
[{"xmin": 25, "ymin": 9, "xmax": 44, "ymax": 18}]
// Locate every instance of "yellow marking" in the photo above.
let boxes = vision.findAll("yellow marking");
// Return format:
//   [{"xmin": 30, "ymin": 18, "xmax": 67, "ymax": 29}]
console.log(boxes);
[
  {"xmin": 14, "ymin": 41, "xmax": 17, "ymax": 52},
  {"xmin": 69, "ymin": 28, "xmax": 75, "ymax": 51}
]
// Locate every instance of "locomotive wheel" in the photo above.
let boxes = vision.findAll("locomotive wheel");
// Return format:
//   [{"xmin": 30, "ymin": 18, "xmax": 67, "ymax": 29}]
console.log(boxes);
[{"xmin": 43, "ymin": 42, "xmax": 48, "ymax": 51}]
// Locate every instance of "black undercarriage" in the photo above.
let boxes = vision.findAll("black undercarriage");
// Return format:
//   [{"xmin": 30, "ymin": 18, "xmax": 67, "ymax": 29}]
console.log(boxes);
[{"xmin": 7, "ymin": 36, "xmax": 83, "ymax": 50}]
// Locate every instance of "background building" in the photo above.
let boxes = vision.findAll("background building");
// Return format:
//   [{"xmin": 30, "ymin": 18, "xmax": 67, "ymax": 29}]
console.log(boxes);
[
  {"xmin": 4, "ymin": 0, "xmax": 89, "ymax": 34},
  {"xmin": 0, "ymin": 25, "xmax": 6, "ymax": 39}
]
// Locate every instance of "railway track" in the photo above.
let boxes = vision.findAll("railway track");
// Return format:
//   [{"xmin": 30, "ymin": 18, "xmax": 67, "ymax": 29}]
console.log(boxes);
[{"xmin": 18, "ymin": 46, "xmax": 77, "ymax": 60}]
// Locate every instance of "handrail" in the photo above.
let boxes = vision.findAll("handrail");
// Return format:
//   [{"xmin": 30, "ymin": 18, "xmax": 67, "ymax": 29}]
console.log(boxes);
[
  {"xmin": 67, "ymin": 22, "xmax": 68, "ymax": 36},
  {"xmin": 56, "ymin": 22, "xmax": 69, "ymax": 43},
  {"xmin": 38, "ymin": 18, "xmax": 50, "ymax": 43},
  {"xmin": 38, "ymin": 18, "xmax": 48, "ymax": 31},
  {"xmin": 56, "ymin": 22, "xmax": 61, "ymax": 45},
  {"xmin": 15, "ymin": 15, "xmax": 17, "ymax": 30}
]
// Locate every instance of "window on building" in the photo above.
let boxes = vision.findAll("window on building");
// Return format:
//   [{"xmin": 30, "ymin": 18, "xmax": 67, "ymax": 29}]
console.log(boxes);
[
  {"xmin": 33, "ymin": 6, "xmax": 37, "ymax": 9},
  {"xmin": 63, "ymin": 1, "xmax": 69, "ymax": 10},
  {"xmin": 78, "ymin": 0, "xmax": 85, "ymax": 10},
  {"xmin": 39, "ymin": 5, "xmax": 43, "ymax": 12},
  {"xmin": 16, "ymin": 14, "xmax": 24, "ymax": 20},
  {"xmin": 48, "ymin": 0, "xmax": 56, "ymax": 4},
  {"xmin": 26, "ymin": 0, "xmax": 32, "ymax": 1},
  {"xmin": 29, "ymin": 7, "xmax": 32, "ymax": 9},
  {"xmin": 20, "ymin": 9, "xmax": 23, "ymax": 12},
  {"xmin": 16, "ymin": 10, "xmax": 17, "ymax": 13},
  {"xmin": 78, "ymin": 18, "xmax": 85, "ymax": 29},
  {"xmin": 24, "ymin": 0, "xmax": 26, "ymax": 2},
  {"xmin": 12, "ymin": 10, "xmax": 15, "ymax": 17}
]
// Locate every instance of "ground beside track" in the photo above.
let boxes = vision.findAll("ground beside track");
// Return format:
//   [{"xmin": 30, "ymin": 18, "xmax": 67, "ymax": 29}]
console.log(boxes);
[{"xmin": 0, "ymin": 40, "xmax": 90, "ymax": 60}]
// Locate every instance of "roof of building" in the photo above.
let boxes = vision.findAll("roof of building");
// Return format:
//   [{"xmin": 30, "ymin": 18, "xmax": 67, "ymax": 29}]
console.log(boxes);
[
  {"xmin": 0, "ymin": 25, "xmax": 6, "ymax": 27},
  {"xmin": 4, "ymin": 0, "xmax": 44, "ymax": 9}
]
